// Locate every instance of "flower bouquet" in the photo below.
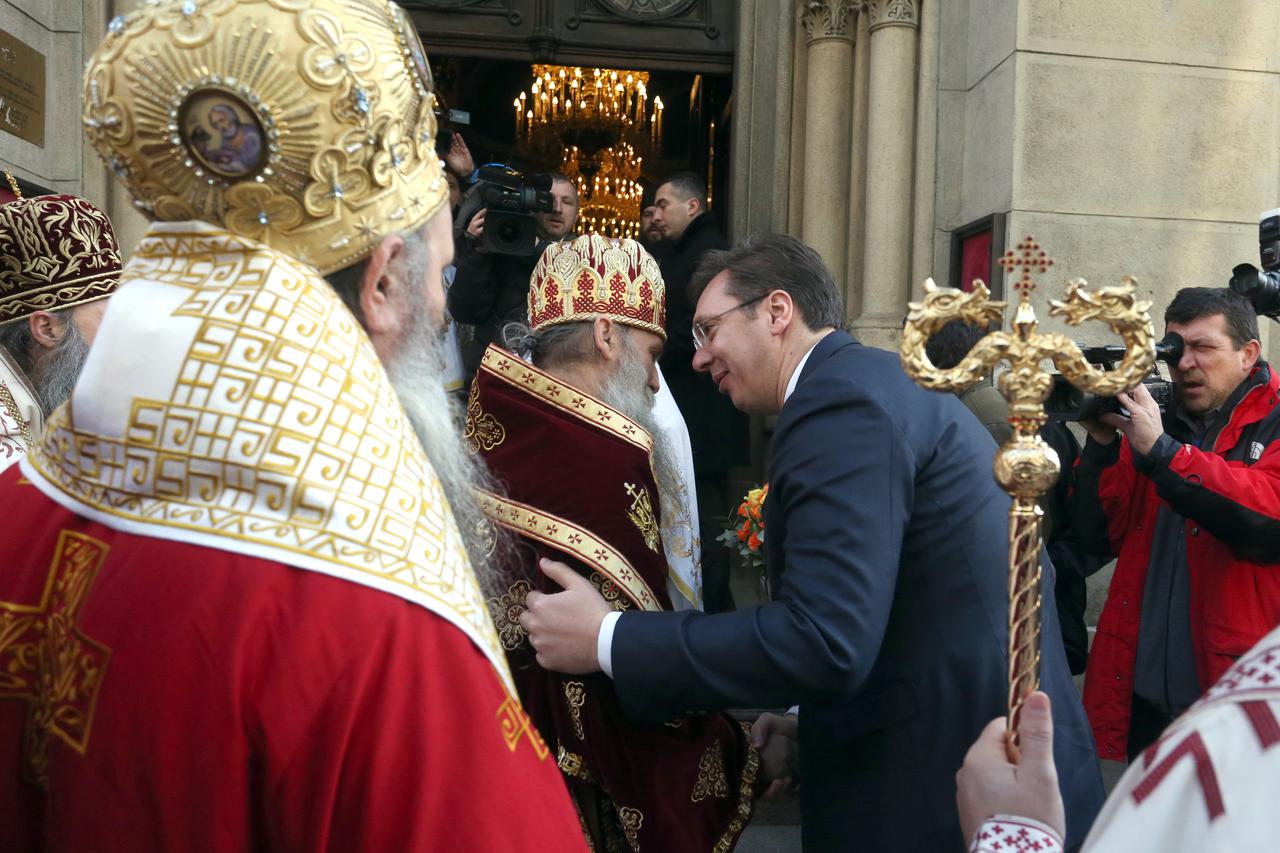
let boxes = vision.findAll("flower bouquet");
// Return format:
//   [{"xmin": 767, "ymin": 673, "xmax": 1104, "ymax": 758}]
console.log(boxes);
[{"xmin": 718, "ymin": 483, "xmax": 768, "ymax": 569}]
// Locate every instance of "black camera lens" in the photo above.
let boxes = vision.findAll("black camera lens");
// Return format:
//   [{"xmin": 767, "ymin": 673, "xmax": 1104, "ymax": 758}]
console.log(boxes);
[{"xmin": 1230, "ymin": 263, "xmax": 1280, "ymax": 318}]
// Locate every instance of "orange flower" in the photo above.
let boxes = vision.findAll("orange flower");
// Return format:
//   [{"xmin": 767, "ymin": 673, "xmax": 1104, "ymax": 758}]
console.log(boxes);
[
  {"xmin": 747, "ymin": 532, "xmax": 761, "ymax": 551},
  {"xmin": 750, "ymin": 505, "xmax": 761, "ymax": 521},
  {"xmin": 737, "ymin": 527, "xmax": 748, "ymax": 542},
  {"xmin": 738, "ymin": 502, "xmax": 749, "ymax": 517}
]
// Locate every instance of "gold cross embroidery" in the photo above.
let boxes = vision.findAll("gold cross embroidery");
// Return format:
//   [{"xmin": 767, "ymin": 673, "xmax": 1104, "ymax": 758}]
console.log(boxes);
[
  {"xmin": 0, "ymin": 530, "xmax": 112, "ymax": 786},
  {"xmin": 624, "ymin": 482, "xmax": 660, "ymax": 553}
]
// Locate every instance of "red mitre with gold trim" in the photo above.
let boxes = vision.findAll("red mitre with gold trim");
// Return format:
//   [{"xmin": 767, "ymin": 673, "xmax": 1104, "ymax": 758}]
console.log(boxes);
[
  {"xmin": 0, "ymin": 194, "xmax": 122, "ymax": 326},
  {"xmin": 528, "ymin": 234, "xmax": 666, "ymax": 339}
]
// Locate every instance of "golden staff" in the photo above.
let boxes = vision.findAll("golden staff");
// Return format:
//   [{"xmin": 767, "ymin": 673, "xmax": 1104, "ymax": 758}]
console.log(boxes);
[{"xmin": 900, "ymin": 236, "xmax": 1154, "ymax": 746}]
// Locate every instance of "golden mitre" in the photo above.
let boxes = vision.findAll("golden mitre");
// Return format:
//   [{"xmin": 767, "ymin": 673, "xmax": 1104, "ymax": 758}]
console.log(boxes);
[
  {"xmin": 83, "ymin": 0, "xmax": 449, "ymax": 275},
  {"xmin": 528, "ymin": 235, "xmax": 667, "ymax": 339}
]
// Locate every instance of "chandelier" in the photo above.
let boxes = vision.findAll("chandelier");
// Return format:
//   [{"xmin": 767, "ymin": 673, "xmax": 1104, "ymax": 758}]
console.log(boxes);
[
  {"xmin": 515, "ymin": 65, "xmax": 664, "ymax": 239},
  {"xmin": 561, "ymin": 142, "xmax": 644, "ymax": 239}
]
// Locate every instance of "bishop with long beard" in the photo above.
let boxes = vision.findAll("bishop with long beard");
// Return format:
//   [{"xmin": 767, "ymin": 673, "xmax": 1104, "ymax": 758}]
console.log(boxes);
[{"xmin": 467, "ymin": 234, "xmax": 761, "ymax": 852}]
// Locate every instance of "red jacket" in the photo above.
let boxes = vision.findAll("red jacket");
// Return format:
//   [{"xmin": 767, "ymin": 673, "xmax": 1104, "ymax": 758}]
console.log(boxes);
[{"xmin": 1076, "ymin": 364, "xmax": 1280, "ymax": 760}]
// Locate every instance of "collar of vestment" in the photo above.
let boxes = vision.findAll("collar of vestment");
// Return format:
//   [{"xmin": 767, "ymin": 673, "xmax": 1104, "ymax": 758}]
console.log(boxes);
[
  {"xmin": 467, "ymin": 344, "xmax": 668, "ymax": 612},
  {"xmin": 20, "ymin": 221, "xmax": 515, "ymax": 696}
]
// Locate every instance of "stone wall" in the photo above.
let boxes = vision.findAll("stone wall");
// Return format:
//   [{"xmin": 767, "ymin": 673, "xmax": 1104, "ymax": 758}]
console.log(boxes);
[
  {"xmin": 934, "ymin": 0, "xmax": 1280, "ymax": 351},
  {"xmin": 0, "ymin": 0, "xmax": 146, "ymax": 255}
]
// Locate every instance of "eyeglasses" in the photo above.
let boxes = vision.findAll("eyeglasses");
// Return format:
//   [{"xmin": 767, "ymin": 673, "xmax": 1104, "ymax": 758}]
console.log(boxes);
[{"xmin": 692, "ymin": 294, "xmax": 767, "ymax": 349}]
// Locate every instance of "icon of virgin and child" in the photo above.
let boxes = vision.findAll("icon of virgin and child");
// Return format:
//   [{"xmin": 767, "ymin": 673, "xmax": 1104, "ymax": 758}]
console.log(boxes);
[{"xmin": 185, "ymin": 96, "xmax": 264, "ymax": 178}]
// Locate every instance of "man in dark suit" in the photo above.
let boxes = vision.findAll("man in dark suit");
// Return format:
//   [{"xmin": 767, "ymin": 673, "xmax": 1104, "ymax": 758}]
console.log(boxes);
[
  {"xmin": 651, "ymin": 172, "xmax": 747, "ymax": 612},
  {"xmin": 520, "ymin": 234, "xmax": 1105, "ymax": 851}
]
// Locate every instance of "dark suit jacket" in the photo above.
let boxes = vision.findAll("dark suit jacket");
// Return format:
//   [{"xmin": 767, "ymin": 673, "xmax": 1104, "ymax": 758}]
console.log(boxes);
[{"xmin": 612, "ymin": 331, "xmax": 1104, "ymax": 851}]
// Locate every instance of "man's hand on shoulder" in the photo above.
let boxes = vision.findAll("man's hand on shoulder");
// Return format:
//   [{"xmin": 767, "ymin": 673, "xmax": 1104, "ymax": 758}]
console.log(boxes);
[{"xmin": 519, "ymin": 558, "xmax": 610, "ymax": 674}]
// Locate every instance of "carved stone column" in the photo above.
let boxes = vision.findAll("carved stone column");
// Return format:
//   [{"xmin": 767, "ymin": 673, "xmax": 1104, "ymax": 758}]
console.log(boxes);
[
  {"xmin": 844, "ymin": 6, "xmax": 871, "ymax": 319},
  {"xmin": 853, "ymin": 0, "xmax": 919, "ymax": 350},
  {"xmin": 799, "ymin": 0, "xmax": 858, "ymax": 289}
]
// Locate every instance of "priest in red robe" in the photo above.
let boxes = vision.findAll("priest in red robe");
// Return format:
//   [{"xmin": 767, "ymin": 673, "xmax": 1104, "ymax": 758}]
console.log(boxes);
[
  {"xmin": 0, "ymin": 2, "xmax": 585, "ymax": 849},
  {"xmin": 468, "ymin": 234, "xmax": 761, "ymax": 851}
]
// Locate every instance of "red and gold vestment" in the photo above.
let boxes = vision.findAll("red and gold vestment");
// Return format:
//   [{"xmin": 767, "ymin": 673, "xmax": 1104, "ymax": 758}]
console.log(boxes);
[{"xmin": 470, "ymin": 344, "xmax": 760, "ymax": 852}]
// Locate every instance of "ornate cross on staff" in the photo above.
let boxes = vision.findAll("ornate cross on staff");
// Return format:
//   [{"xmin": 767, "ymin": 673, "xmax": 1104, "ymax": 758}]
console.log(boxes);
[{"xmin": 900, "ymin": 235, "xmax": 1155, "ymax": 739}]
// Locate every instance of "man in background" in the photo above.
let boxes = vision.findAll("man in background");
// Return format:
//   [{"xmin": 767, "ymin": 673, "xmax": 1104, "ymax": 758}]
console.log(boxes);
[
  {"xmin": 1073, "ymin": 287, "xmax": 1280, "ymax": 762},
  {"xmin": 448, "ymin": 173, "xmax": 579, "ymax": 384},
  {"xmin": 649, "ymin": 172, "xmax": 746, "ymax": 612}
]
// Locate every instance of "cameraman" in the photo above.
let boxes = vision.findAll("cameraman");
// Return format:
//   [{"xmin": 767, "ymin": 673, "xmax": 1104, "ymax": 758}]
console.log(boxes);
[
  {"xmin": 447, "ymin": 173, "xmax": 579, "ymax": 383},
  {"xmin": 1073, "ymin": 287, "xmax": 1280, "ymax": 763}
]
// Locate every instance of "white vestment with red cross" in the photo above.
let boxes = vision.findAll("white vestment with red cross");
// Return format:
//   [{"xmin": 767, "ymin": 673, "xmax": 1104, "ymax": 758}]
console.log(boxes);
[{"xmin": 971, "ymin": 623, "xmax": 1280, "ymax": 852}]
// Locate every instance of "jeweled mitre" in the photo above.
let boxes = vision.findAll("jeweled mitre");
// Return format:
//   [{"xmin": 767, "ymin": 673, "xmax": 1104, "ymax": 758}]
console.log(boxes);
[
  {"xmin": 83, "ymin": 0, "xmax": 450, "ymax": 274},
  {"xmin": 528, "ymin": 235, "xmax": 667, "ymax": 339}
]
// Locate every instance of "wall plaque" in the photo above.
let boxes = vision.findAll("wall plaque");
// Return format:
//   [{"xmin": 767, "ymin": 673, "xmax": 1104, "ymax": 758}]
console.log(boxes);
[{"xmin": 0, "ymin": 29, "xmax": 45, "ymax": 147}]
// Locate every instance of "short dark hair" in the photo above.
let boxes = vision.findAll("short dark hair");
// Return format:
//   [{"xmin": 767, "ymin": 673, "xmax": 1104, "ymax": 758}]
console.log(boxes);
[
  {"xmin": 689, "ymin": 234, "xmax": 844, "ymax": 331},
  {"xmin": 1164, "ymin": 287, "xmax": 1259, "ymax": 349},
  {"xmin": 925, "ymin": 320, "xmax": 987, "ymax": 369},
  {"xmin": 549, "ymin": 173, "xmax": 578, "ymax": 199},
  {"xmin": 660, "ymin": 172, "xmax": 707, "ymax": 211}
]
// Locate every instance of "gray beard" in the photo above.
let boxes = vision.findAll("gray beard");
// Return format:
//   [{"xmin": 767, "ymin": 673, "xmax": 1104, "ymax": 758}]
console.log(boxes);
[
  {"xmin": 383, "ymin": 310, "xmax": 510, "ymax": 600},
  {"xmin": 598, "ymin": 345, "xmax": 685, "ymax": 537},
  {"xmin": 33, "ymin": 318, "xmax": 90, "ymax": 416}
]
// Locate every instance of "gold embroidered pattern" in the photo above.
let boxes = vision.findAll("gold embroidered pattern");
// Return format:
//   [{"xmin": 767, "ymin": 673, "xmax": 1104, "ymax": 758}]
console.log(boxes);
[
  {"xmin": 26, "ymin": 228, "xmax": 514, "ymax": 696},
  {"xmin": 0, "ymin": 379, "xmax": 34, "ymax": 454},
  {"xmin": 464, "ymin": 379, "xmax": 506, "ymax": 455},
  {"xmin": 691, "ymin": 741, "xmax": 729, "ymax": 802},
  {"xmin": 0, "ymin": 530, "xmax": 112, "ymax": 786},
  {"xmin": 0, "ymin": 195, "xmax": 120, "ymax": 325},
  {"xmin": 476, "ymin": 490, "xmax": 661, "ymax": 612},
  {"xmin": 488, "ymin": 580, "xmax": 531, "ymax": 650},
  {"xmin": 0, "ymin": 385, "xmax": 31, "ymax": 464},
  {"xmin": 624, "ymin": 482, "xmax": 661, "ymax": 553},
  {"xmin": 480, "ymin": 345, "xmax": 652, "ymax": 454},
  {"xmin": 81, "ymin": 0, "xmax": 449, "ymax": 276},
  {"xmin": 711, "ymin": 722, "xmax": 762, "ymax": 853},
  {"xmin": 556, "ymin": 743, "xmax": 596, "ymax": 783},
  {"xmin": 564, "ymin": 681, "xmax": 587, "ymax": 739},
  {"xmin": 617, "ymin": 805, "xmax": 644, "ymax": 853},
  {"xmin": 590, "ymin": 572, "xmax": 630, "ymax": 612},
  {"xmin": 497, "ymin": 694, "xmax": 549, "ymax": 761}
]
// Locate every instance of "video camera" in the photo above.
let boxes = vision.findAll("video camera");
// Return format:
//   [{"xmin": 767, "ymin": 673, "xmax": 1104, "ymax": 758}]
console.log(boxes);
[
  {"xmin": 1044, "ymin": 332, "xmax": 1185, "ymax": 421},
  {"xmin": 473, "ymin": 165, "xmax": 554, "ymax": 256},
  {"xmin": 1229, "ymin": 209, "xmax": 1280, "ymax": 319}
]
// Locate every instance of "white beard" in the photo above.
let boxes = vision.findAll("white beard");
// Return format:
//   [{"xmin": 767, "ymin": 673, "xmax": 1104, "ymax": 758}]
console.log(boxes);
[
  {"xmin": 598, "ymin": 339, "xmax": 685, "ymax": 540},
  {"xmin": 383, "ymin": 301, "xmax": 509, "ymax": 599},
  {"xmin": 35, "ymin": 317, "xmax": 90, "ymax": 416}
]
